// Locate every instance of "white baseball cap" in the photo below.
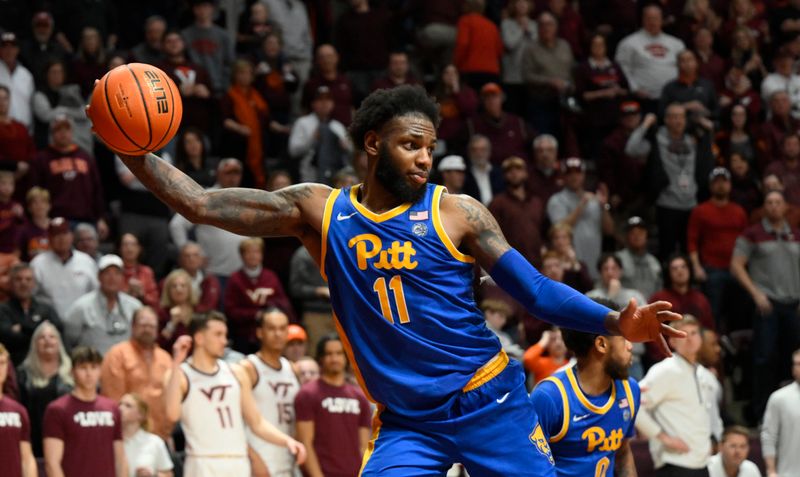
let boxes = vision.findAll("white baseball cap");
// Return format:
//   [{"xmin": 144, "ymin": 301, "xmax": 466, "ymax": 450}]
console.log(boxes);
[{"xmin": 438, "ymin": 155, "xmax": 467, "ymax": 172}]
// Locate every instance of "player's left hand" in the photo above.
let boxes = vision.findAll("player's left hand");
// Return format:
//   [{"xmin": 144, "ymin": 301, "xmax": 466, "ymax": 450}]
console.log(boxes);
[
  {"xmin": 617, "ymin": 298, "xmax": 685, "ymax": 357},
  {"xmin": 287, "ymin": 437, "xmax": 307, "ymax": 465}
]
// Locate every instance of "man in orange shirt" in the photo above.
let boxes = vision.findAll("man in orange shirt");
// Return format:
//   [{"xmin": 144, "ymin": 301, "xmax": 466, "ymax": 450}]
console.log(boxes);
[
  {"xmin": 100, "ymin": 306, "xmax": 172, "ymax": 439},
  {"xmin": 524, "ymin": 327, "xmax": 570, "ymax": 383},
  {"xmin": 453, "ymin": 0, "xmax": 503, "ymax": 90}
]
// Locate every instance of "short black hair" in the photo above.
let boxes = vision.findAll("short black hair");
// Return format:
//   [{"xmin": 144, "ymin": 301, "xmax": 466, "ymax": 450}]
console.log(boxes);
[
  {"xmin": 596, "ymin": 253, "xmax": 622, "ymax": 272},
  {"xmin": 561, "ymin": 298, "xmax": 620, "ymax": 358},
  {"xmin": 315, "ymin": 333, "xmax": 342, "ymax": 364},
  {"xmin": 348, "ymin": 85, "xmax": 440, "ymax": 151},
  {"xmin": 71, "ymin": 346, "xmax": 103, "ymax": 366},
  {"xmin": 188, "ymin": 311, "xmax": 227, "ymax": 336},
  {"xmin": 255, "ymin": 306, "xmax": 288, "ymax": 327}
]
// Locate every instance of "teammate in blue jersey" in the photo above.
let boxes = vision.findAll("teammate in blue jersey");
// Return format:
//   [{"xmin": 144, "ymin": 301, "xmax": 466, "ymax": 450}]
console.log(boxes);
[
  {"xmin": 531, "ymin": 299, "xmax": 640, "ymax": 477},
  {"xmin": 100, "ymin": 85, "xmax": 684, "ymax": 476}
]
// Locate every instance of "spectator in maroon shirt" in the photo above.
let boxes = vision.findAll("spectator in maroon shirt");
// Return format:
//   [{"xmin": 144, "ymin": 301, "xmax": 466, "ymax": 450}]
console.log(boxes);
[
  {"xmin": 765, "ymin": 133, "xmax": 800, "ymax": 206},
  {"xmin": 728, "ymin": 152, "xmax": 763, "ymax": 215},
  {"xmin": 574, "ymin": 33, "xmax": 629, "ymax": 159},
  {"xmin": 0, "ymin": 343, "xmax": 36, "ymax": 477},
  {"xmin": 334, "ymin": 0, "xmax": 393, "ymax": 102},
  {"xmin": 119, "ymin": 234, "xmax": 159, "ymax": 309},
  {"xmin": 302, "ymin": 45, "xmax": 354, "ymax": 126},
  {"xmin": 432, "ymin": 65, "xmax": 478, "ymax": 152},
  {"xmin": 598, "ymin": 101, "xmax": 645, "ymax": 213},
  {"xmin": 692, "ymin": 28, "xmax": 725, "ymax": 91},
  {"xmin": 528, "ymin": 133, "xmax": 563, "ymax": 204},
  {"xmin": 33, "ymin": 115, "xmax": 107, "ymax": 238},
  {"xmin": 295, "ymin": 335, "xmax": 371, "ymax": 477},
  {"xmin": 467, "ymin": 83, "xmax": 531, "ymax": 165},
  {"xmin": 546, "ymin": 222, "xmax": 593, "ymax": 293},
  {"xmin": 158, "ymin": 30, "xmax": 215, "ymax": 134},
  {"xmin": 547, "ymin": 0, "xmax": 586, "ymax": 58},
  {"xmin": 252, "ymin": 33, "xmax": 298, "ymax": 160},
  {"xmin": 0, "ymin": 86, "xmax": 35, "ymax": 186},
  {"xmin": 69, "ymin": 27, "xmax": 108, "ymax": 99},
  {"xmin": 760, "ymin": 91, "xmax": 800, "ymax": 164},
  {"xmin": 719, "ymin": 67, "xmax": 762, "ymax": 133},
  {"xmin": 0, "ymin": 171, "xmax": 23, "ymax": 256},
  {"xmin": 649, "ymin": 254, "xmax": 714, "ymax": 364},
  {"xmin": 687, "ymin": 167, "xmax": 749, "ymax": 331},
  {"xmin": 371, "ymin": 51, "xmax": 421, "ymax": 91},
  {"xmin": 43, "ymin": 346, "xmax": 127, "ymax": 477},
  {"xmin": 489, "ymin": 156, "xmax": 545, "ymax": 266},
  {"xmin": 157, "ymin": 269, "xmax": 196, "ymax": 351},
  {"xmin": 224, "ymin": 237, "xmax": 294, "ymax": 353}
]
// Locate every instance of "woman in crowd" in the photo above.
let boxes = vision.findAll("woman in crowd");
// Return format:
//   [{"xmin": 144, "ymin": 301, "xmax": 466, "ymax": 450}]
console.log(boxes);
[
  {"xmin": 17, "ymin": 187, "xmax": 51, "ymax": 262},
  {"xmin": 222, "ymin": 59, "xmax": 270, "ymax": 188},
  {"xmin": 119, "ymin": 233, "xmax": 159, "ymax": 309},
  {"xmin": 432, "ymin": 65, "xmax": 478, "ymax": 153},
  {"xmin": 158, "ymin": 269, "xmax": 198, "ymax": 350},
  {"xmin": 32, "ymin": 59, "xmax": 91, "ymax": 152},
  {"xmin": 715, "ymin": 104, "xmax": 765, "ymax": 171},
  {"xmin": 729, "ymin": 26, "xmax": 767, "ymax": 87},
  {"xmin": 546, "ymin": 223, "xmax": 593, "ymax": 293},
  {"xmin": 120, "ymin": 393, "xmax": 174, "ymax": 477},
  {"xmin": 17, "ymin": 321, "xmax": 72, "ymax": 457},
  {"xmin": 237, "ymin": 1, "xmax": 279, "ymax": 55},
  {"xmin": 728, "ymin": 152, "xmax": 762, "ymax": 214},
  {"xmin": 70, "ymin": 26, "xmax": 107, "ymax": 98},
  {"xmin": 174, "ymin": 127, "xmax": 218, "ymax": 187}
]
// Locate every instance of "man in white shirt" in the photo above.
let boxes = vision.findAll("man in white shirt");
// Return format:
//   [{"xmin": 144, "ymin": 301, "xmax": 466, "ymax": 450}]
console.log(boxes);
[
  {"xmin": 761, "ymin": 349, "xmax": 800, "ymax": 477},
  {"xmin": 169, "ymin": 159, "xmax": 247, "ymax": 288},
  {"xmin": 0, "ymin": 33, "xmax": 34, "ymax": 130},
  {"xmin": 31, "ymin": 217, "xmax": 98, "ymax": 319},
  {"xmin": 636, "ymin": 315, "xmax": 714, "ymax": 476},
  {"xmin": 615, "ymin": 4, "xmax": 684, "ymax": 112},
  {"xmin": 707, "ymin": 426, "xmax": 762, "ymax": 477},
  {"xmin": 760, "ymin": 49, "xmax": 800, "ymax": 120},
  {"xmin": 463, "ymin": 134, "xmax": 503, "ymax": 205}
]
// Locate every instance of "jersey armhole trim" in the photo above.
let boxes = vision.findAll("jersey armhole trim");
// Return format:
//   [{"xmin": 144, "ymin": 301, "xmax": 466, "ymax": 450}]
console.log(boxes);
[
  {"xmin": 180, "ymin": 367, "xmax": 190, "ymax": 403},
  {"xmin": 319, "ymin": 188, "xmax": 341, "ymax": 281},
  {"xmin": 432, "ymin": 186, "xmax": 476, "ymax": 264},
  {"xmin": 243, "ymin": 356, "xmax": 260, "ymax": 389},
  {"xmin": 622, "ymin": 379, "xmax": 636, "ymax": 417},
  {"xmin": 541, "ymin": 377, "xmax": 570, "ymax": 442}
]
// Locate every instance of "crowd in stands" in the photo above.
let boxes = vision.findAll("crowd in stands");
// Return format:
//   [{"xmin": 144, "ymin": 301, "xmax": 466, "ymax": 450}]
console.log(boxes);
[{"xmin": 1, "ymin": 0, "xmax": 800, "ymax": 475}]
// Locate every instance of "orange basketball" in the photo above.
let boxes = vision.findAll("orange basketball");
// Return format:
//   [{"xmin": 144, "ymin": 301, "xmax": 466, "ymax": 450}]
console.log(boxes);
[{"xmin": 88, "ymin": 63, "xmax": 182, "ymax": 155}]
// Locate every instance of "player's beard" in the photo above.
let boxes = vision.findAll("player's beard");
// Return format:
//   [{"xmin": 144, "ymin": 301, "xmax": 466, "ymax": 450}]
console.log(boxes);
[
  {"xmin": 375, "ymin": 143, "xmax": 427, "ymax": 204},
  {"xmin": 604, "ymin": 356, "xmax": 630, "ymax": 380}
]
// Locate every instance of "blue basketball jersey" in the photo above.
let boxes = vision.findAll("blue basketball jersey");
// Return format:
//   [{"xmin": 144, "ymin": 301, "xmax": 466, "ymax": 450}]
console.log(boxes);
[
  {"xmin": 320, "ymin": 183, "xmax": 501, "ymax": 419},
  {"xmin": 530, "ymin": 366, "xmax": 640, "ymax": 477}
]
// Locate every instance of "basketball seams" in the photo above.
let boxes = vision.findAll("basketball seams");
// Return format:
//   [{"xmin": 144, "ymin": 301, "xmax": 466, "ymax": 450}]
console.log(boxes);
[
  {"xmin": 126, "ymin": 64, "xmax": 154, "ymax": 151},
  {"xmin": 101, "ymin": 72, "xmax": 148, "ymax": 151}
]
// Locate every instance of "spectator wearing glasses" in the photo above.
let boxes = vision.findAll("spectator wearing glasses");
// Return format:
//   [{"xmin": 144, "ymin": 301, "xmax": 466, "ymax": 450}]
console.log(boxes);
[{"xmin": 63, "ymin": 255, "xmax": 142, "ymax": 355}]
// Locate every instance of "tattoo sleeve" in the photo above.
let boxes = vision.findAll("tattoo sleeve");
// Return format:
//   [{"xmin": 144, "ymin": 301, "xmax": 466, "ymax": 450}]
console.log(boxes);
[
  {"xmin": 119, "ymin": 153, "xmax": 324, "ymax": 237},
  {"xmin": 453, "ymin": 195, "xmax": 511, "ymax": 266}
]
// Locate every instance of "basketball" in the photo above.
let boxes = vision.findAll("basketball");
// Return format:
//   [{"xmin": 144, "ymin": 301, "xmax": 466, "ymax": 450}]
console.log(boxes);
[{"xmin": 87, "ymin": 63, "xmax": 182, "ymax": 155}]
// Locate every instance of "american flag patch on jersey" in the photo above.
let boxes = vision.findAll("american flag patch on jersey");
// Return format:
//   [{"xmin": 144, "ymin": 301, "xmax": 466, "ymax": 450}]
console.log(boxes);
[
  {"xmin": 409, "ymin": 211, "xmax": 428, "ymax": 221},
  {"xmin": 619, "ymin": 398, "xmax": 629, "ymax": 409}
]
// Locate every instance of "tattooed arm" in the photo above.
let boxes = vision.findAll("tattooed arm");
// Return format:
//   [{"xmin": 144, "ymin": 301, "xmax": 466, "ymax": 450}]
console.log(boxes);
[
  {"xmin": 614, "ymin": 440, "xmax": 638, "ymax": 477},
  {"xmin": 441, "ymin": 193, "xmax": 684, "ymax": 345},
  {"xmin": 118, "ymin": 153, "xmax": 330, "ymax": 237}
]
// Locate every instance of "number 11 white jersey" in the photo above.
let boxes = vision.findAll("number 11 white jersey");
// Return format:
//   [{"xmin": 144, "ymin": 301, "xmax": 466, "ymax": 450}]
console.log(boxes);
[{"xmin": 181, "ymin": 360, "xmax": 248, "ymax": 458}]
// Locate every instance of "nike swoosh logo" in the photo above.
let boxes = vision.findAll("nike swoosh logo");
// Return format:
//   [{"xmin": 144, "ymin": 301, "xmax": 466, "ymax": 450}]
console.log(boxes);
[
  {"xmin": 573, "ymin": 413, "xmax": 592, "ymax": 422},
  {"xmin": 337, "ymin": 212, "xmax": 357, "ymax": 221},
  {"xmin": 496, "ymin": 392, "xmax": 510, "ymax": 404}
]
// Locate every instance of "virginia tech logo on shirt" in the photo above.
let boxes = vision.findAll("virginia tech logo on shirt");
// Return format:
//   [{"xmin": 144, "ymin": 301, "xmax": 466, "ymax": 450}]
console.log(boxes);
[
  {"xmin": 348, "ymin": 234, "xmax": 418, "ymax": 271},
  {"xmin": 200, "ymin": 384, "xmax": 232, "ymax": 402},
  {"xmin": 0, "ymin": 412, "xmax": 22, "ymax": 427},
  {"xmin": 246, "ymin": 287, "xmax": 274, "ymax": 305},
  {"xmin": 72, "ymin": 411, "xmax": 114, "ymax": 427},
  {"xmin": 582, "ymin": 426, "xmax": 624, "ymax": 453}
]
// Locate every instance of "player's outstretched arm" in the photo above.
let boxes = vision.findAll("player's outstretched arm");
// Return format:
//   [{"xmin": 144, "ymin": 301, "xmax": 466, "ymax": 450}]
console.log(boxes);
[
  {"xmin": 442, "ymin": 194, "xmax": 684, "ymax": 353},
  {"xmin": 232, "ymin": 364, "xmax": 307, "ymax": 465},
  {"xmin": 117, "ymin": 153, "xmax": 330, "ymax": 237}
]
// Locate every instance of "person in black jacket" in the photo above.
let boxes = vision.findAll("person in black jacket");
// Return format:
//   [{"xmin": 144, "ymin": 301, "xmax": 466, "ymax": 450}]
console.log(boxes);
[{"xmin": 625, "ymin": 105, "xmax": 714, "ymax": 260}]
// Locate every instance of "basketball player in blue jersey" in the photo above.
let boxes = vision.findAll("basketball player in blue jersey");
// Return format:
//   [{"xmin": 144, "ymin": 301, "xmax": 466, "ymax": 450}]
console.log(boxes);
[
  {"xmin": 531, "ymin": 299, "xmax": 640, "ymax": 477},
  {"xmin": 99, "ymin": 85, "xmax": 684, "ymax": 476}
]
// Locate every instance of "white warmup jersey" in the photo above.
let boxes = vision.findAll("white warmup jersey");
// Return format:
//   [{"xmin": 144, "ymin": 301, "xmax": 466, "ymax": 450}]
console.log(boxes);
[
  {"xmin": 246, "ymin": 354, "xmax": 301, "ymax": 477},
  {"xmin": 180, "ymin": 359, "xmax": 250, "ymax": 477}
]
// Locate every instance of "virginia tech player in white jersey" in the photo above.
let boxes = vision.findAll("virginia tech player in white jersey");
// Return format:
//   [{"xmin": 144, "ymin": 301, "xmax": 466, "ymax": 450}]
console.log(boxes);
[
  {"xmin": 240, "ymin": 307, "xmax": 302, "ymax": 477},
  {"xmin": 246, "ymin": 354, "xmax": 301, "ymax": 476},
  {"xmin": 164, "ymin": 313, "xmax": 306, "ymax": 477}
]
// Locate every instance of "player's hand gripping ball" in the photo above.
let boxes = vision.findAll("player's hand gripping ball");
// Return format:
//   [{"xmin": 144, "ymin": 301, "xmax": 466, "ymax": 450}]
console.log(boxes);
[{"xmin": 87, "ymin": 63, "xmax": 182, "ymax": 155}]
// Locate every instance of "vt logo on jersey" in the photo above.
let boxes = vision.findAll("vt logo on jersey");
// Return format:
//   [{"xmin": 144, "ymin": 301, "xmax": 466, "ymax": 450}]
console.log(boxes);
[
  {"xmin": 348, "ymin": 234, "xmax": 418, "ymax": 271},
  {"xmin": 582, "ymin": 426, "xmax": 624, "ymax": 452},
  {"xmin": 200, "ymin": 384, "xmax": 232, "ymax": 402}
]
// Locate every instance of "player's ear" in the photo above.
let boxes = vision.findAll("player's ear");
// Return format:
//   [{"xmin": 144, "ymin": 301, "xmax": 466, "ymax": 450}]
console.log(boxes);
[
  {"xmin": 364, "ymin": 131, "xmax": 380, "ymax": 156},
  {"xmin": 595, "ymin": 336, "xmax": 608, "ymax": 355}
]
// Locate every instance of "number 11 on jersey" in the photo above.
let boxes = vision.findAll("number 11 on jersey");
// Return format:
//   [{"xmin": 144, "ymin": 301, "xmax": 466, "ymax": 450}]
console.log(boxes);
[{"xmin": 373, "ymin": 276, "xmax": 411, "ymax": 324}]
